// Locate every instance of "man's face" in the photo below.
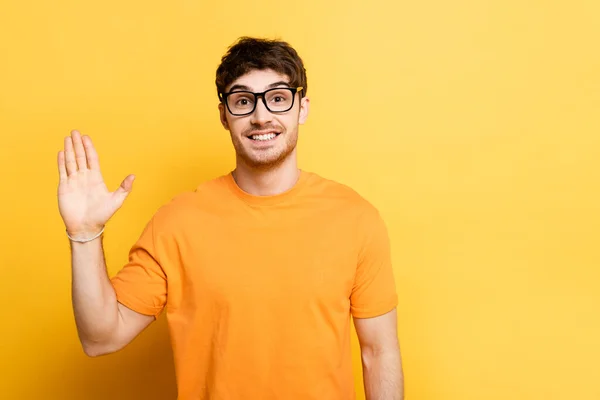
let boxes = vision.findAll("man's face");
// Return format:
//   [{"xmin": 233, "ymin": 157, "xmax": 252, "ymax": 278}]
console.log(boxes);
[{"xmin": 219, "ymin": 69, "xmax": 309, "ymax": 169}]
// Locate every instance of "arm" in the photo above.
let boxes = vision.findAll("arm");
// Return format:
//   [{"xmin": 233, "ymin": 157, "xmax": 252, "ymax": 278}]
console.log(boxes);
[
  {"xmin": 58, "ymin": 130, "xmax": 154, "ymax": 357},
  {"xmin": 354, "ymin": 308, "xmax": 404, "ymax": 400},
  {"xmin": 71, "ymin": 238, "xmax": 154, "ymax": 357}
]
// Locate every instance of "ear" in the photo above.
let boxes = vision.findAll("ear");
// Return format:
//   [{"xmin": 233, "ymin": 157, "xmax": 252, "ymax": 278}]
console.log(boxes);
[
  {"xmin": 218, "ymin": 103, "xmax": 230, "ymax": 130},
  {"xmin": 298, "ymin": 96, "xmax": 310, "ymax": 125}
]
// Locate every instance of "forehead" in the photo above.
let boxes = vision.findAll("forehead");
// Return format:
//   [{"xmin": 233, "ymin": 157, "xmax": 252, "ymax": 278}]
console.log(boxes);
[{"xmin": 226, "ymin": 69, "xmax": 290, "ymax": 92}]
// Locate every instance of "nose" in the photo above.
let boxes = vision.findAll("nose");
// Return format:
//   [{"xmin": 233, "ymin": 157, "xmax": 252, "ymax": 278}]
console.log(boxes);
[{"xmin": 250, "ymin": 95, "xmax": 273, "ymax": 125}]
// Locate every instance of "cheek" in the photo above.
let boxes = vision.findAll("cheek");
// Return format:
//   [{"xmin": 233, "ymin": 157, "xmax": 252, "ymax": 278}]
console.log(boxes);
[
  {"xmin": 277, "ymin": 116, "xmax": 297, "ymax": 131},
  {"xmin": 228, "ymin": 119, "xmax": 248, "ymax": 136}
]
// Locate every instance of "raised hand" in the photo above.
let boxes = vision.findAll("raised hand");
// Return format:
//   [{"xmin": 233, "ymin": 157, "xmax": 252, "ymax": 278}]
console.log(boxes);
[{"xmin": 57, "ymin": 130, "xmax": 135, "ymax": 240}]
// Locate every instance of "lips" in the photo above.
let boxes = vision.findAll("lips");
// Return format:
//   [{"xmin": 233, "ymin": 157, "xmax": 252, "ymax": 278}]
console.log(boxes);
[{"xmin": 246, "ymin": 130, "xmax": 281, "ymax": 141}]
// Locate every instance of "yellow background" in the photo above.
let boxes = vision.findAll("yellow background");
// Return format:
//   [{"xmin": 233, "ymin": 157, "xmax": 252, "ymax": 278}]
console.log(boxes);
[{"xmin": 1, "ymin": 0, "xmax": 599, "ymax": 399}]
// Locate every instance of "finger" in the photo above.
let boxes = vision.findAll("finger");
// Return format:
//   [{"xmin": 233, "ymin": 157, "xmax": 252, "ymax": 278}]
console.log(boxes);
[
  {"xmin": 117, "ymin": 174, "xmax": 135, "ymax": 193},
  {"xmin": 112, "ymin": 174, "xmax": 135, "ymax": 207},
  {"xmin": 57, "ymin": 150, "xmax": 67, "ymax": 182},
  {"xmin": 71, "ymin": 130, "xmax": 88, "ymax": 171},
  {"xmin": 64, "ymin": 136, "xmax": 77, "ymax": 176},
  {"xmin": 82, "ymin": 135, "xmax": 101, "ymax": 170}
]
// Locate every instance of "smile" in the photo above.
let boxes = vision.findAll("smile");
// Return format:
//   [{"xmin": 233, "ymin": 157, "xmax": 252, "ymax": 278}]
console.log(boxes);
[{"xmin": 248, "ymin": 132, "xmax": 280, "ymax": 141}]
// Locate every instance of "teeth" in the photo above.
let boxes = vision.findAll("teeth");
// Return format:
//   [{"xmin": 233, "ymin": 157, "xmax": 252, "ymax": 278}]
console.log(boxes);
[{"xmin": 250, "ymin": 133, "xmax": 277, "ymax": 141}]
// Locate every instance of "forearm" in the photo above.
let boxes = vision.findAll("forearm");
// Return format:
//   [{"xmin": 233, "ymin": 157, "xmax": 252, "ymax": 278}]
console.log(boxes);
[
  {"xmin": 70, "ymin": 238, "xmax": 119, "ymax": 353},
  {"xmin": 361, "ymin": 346, "xmax": 404, "ymax": 400}
]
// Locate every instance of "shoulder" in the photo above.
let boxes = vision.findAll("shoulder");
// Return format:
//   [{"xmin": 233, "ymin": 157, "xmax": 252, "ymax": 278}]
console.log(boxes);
[
  {"xmin": 304, "ymin": 171, "xmax": 389, "ymax": 243},
  {"xmin": 150, "ymin": 173, "xmax": 231, "ymax": 225},
  {"xmin": 304, "ymin": 170, "xmax": 381, "ymax": 216},
  {"xmin": 305, "ymin": 171, "xmax": 389, "ymax": 251}
]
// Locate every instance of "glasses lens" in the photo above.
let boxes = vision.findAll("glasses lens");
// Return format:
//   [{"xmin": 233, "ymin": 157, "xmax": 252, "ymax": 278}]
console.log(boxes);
[
  {"xmin": 265, "ymin": 88, "xmax": 294, "ymax": 112},
  {"xmin": 226, "ymin": 88, "xmax": 295, "ymax": 115},
  {"xmin": 227, "ymin": 92, "xmax": 255, "ymax": 115}
]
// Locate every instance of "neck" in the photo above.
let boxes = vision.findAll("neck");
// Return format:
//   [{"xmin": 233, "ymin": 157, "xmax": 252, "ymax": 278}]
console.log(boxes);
[{"xmin": 233, "ymin": 152, "xmax": 300, "ymax": 196}]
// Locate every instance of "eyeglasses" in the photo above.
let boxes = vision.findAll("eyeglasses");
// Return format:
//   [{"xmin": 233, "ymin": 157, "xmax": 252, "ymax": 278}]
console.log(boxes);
[{"xmin": 219, "ymin": 87, "xmax": 303, "ymax": 116}]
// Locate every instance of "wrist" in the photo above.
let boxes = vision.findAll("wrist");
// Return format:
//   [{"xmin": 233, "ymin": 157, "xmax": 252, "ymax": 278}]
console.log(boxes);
[{"xmin": 66, "ymin": 226, "xmax": 105, "ymax": 243}]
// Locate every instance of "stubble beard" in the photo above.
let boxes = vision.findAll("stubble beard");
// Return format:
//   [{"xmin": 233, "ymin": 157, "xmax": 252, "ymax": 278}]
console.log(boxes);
[{"xmin": 233, "ymin": 125, "xmax": 299, "ymax": 171}]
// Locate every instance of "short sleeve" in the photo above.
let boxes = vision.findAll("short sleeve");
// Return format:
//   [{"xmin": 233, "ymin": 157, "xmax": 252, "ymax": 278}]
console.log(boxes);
[
  {"xmin": 110, "ymin": 217, "xmax": 167, "ymax": 318},
  {"xmin": 350, "ymin": 209, "xmax": 398, "ymax": 318}
]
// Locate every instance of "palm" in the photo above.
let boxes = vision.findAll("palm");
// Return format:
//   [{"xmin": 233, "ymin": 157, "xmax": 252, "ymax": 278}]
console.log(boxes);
[
  {"xmin": 57, "ymin": 131, "xmax": 134, "ymax": 236},
  {"xmin": 58, "ymin": 169, "xmax": 110, "ymax": 230}
]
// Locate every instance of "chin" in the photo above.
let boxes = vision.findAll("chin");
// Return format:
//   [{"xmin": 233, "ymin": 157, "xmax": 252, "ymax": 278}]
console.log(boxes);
[
  {"xmin": 243, "ymin": 154, "xmax": 287, "ymax": 169},
  {"xmin": 232, "ymin": 131, "xmax": 298, "ymax": 169},
  {"xmin": 241, "ymin": 147, "xmax": 295, "ymax": 170}
]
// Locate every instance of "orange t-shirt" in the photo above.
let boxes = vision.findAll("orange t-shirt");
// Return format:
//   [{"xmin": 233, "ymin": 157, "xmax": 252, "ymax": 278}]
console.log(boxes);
[{"xmin": 111, "ymin": 170, "xmax": 398, "ymax": 400}]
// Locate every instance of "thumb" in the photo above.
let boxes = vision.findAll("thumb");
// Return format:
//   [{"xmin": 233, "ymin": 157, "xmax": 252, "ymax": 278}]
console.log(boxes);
[{"xmin": 112, "ymin": 174, "xmax": 135, "ymax": 205}]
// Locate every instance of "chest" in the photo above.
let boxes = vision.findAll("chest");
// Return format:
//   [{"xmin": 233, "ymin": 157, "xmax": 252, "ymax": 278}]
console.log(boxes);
[{"xmin": 169, "ymin": 211, "xmax": 360, "ymax": 311}]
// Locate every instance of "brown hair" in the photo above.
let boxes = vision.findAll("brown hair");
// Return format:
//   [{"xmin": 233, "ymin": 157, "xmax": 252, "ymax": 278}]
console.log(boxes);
[{"xmin": 215, "ymin": 37, "xmax": 307, "ymax": 100}]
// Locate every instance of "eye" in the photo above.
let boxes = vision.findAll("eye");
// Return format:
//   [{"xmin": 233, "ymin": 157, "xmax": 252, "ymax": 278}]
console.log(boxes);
[
  {"xmin": 267, "ymin": 90, "xmax": 291, "ymax": 103},
  {"xmin": 232, "ymin": 95, "xmax": 254, "ymax": 107}
]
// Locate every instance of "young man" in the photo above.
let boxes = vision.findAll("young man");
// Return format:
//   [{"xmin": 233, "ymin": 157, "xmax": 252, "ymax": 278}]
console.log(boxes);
[{"xmin": 57, "ymin": 37, "xmax": 403, "ymax": 399}]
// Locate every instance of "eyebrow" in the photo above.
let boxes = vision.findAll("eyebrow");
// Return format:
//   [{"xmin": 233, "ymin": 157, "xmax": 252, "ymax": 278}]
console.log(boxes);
[{"xmin": 227, "ymin": 81, "xmax": 291, "ymax": 93}]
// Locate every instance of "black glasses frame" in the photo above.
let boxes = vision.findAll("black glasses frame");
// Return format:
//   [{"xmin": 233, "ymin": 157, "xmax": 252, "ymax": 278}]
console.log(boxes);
[{"xmin": 219, "ymin": 87, "xmax": 304, "ymax": 116}]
